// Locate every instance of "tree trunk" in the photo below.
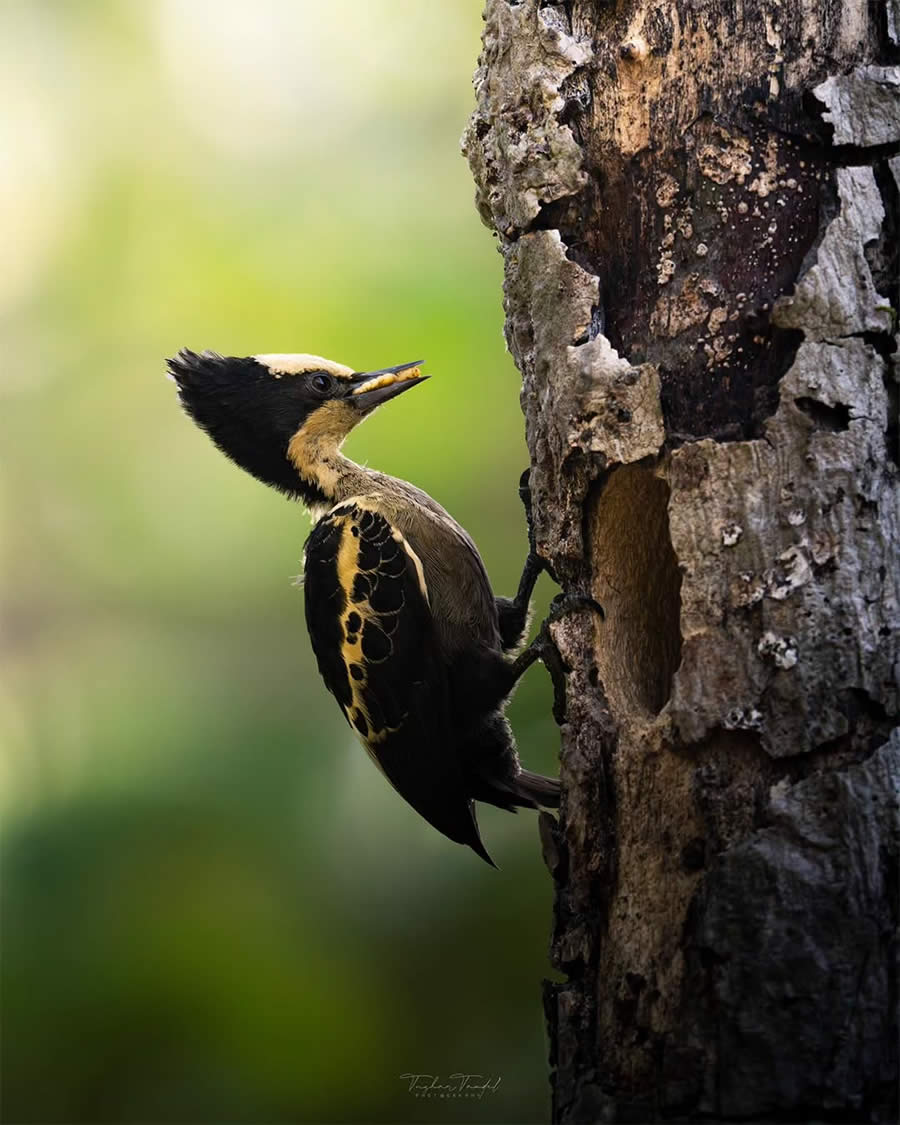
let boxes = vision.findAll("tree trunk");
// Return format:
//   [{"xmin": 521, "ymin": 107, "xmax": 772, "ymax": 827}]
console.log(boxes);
[{"xmin": 464, "ymin": 2, "xmax": 899, "ymax": 1120}]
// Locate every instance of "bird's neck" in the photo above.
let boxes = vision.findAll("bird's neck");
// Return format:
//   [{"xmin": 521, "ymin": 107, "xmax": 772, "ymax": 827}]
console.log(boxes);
[{"xmin": 287, "ymin": 432, "xmax": 378, "ymax": 516}]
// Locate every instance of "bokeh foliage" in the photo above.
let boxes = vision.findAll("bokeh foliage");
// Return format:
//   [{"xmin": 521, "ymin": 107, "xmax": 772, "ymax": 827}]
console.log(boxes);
[{"xmin": 1, "ymin": 2, "xmax": 561, "ymax": 1121}]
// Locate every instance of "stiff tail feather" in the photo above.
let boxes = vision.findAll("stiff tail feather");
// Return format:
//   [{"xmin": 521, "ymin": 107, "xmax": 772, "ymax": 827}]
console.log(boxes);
[
  {"xmin": 462, "ymin": 804, "xmax": 497, "ymax": 867},
  {"xmin": 511, "ymin": 768, "xmax": 561, "ymax": 809},
  {"xmin": 475, "ymin": 767, "xmax": 561, "ymax": 812}
]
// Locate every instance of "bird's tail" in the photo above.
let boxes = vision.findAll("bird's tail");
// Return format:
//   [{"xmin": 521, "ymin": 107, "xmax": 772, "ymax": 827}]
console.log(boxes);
[
  {"xmin": 476, "ymin": 768, "xmax": 560, "ymax": 812},
  {"xmin": 511, "ymin": 768, "xmax": 561, "ymax": 809}
]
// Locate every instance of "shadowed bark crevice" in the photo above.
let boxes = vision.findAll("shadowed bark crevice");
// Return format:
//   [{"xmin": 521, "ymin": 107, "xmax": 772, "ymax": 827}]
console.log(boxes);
[
  {"xmin": 588, "ymin": 463, "xmax": 682, "ymax": 716},
  {"xmin": 794, "ymin": 395, "xmax": 852, "ymax": 431}
]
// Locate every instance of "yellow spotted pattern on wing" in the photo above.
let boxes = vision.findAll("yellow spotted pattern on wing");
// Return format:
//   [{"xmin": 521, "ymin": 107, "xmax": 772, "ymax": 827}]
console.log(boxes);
[{"xmin": 329, "ymin": 501, "xmax": 428, "ymax": 758}]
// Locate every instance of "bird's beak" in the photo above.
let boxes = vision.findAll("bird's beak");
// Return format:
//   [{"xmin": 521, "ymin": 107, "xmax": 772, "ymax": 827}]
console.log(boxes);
[{"xmin": 348, "ymin": 360, "xmax": 428, "ymax": 412}]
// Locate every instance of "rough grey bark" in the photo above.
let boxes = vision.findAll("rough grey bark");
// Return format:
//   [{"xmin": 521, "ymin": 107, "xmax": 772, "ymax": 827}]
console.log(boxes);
[{"xmin": 464, "ymin": 1, "xmax": 899, "ymax": 1120}]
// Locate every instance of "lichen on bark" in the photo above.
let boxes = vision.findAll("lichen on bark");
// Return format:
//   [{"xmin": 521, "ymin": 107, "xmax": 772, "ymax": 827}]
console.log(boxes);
[{"xmin": 465, "ymin": 0, "xmax": 900, "ymax": 1120}]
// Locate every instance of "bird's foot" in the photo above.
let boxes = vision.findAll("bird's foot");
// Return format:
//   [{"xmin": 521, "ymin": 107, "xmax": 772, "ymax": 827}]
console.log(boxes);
[
  {"xmin": 533, "ymin": 593, "xmax": 604, "ymax": 724},
  {"xmin": 518, "ymin": 468, "xmax": 558, "ymax": 585},
  {"xmin": 518, "ymin": 467, "xmax": 534, "ymax": 542},
  {"xmin": 547, "ymin": 591, "xmax": 605, "ymax": 626}
]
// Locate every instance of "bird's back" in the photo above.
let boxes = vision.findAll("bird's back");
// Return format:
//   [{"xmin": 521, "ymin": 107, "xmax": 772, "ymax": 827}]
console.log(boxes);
[{"xmin": 355, "ymin": 473, "xmax": 502, "ymax": 657}]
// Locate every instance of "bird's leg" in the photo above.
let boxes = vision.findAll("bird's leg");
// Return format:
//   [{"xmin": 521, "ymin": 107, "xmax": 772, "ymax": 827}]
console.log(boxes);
[
  {"xmin": 497, "ymin": 469, "xmax": 557, "ymax": 651},
  {"xmin": 499, "ymin": 468, "xmax": 604, "ymax": 720},
  {"xmin": 519, "ymin": 467, "xmax": 558, "ymax": 584},
  {"xmin": 506, "ymin": 593, "xmax": 604, "ymax": 723},
  {"xmin": 496, "ymin": 552, "xmax": 543, "ymax": 651}
]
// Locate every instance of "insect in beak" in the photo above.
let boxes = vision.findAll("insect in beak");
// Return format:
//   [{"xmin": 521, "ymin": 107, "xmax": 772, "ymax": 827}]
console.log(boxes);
[{"xmin": 348, "ymin": 361, "xmax": 427, "ymax": 411}]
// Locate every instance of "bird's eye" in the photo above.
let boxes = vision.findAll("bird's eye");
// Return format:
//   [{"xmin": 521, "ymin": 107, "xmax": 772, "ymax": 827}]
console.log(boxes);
[{"xmin": 311, "ymin": 373, "xmax": 332, "ymax": 394}]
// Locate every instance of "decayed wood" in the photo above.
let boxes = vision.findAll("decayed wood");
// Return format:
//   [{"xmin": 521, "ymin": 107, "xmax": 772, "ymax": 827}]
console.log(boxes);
[{"xmin": 464, "ymin": 0, "xmax": 899, "ymax": 1119}]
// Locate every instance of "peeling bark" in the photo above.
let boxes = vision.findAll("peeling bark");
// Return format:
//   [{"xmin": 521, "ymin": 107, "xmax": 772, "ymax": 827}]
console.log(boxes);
[{"xmin": 464, "ymin": 1, "xmax": 899, "ymax": 1120}]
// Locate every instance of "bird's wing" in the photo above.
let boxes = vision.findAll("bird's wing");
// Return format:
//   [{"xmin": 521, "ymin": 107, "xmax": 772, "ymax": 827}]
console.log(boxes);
[
  {"xmin": 373, "ymin": 477, "xmax": 501, "ymax": 652},
  {"xmin": 303, "ymin": 499, "xmax": 493, "ymax": 863}
]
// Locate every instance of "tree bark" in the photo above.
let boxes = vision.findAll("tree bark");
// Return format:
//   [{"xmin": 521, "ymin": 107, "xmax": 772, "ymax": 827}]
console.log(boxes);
[{"xmin": 464, "ymin": 2, "xmax": 899, "ymax": 1120}]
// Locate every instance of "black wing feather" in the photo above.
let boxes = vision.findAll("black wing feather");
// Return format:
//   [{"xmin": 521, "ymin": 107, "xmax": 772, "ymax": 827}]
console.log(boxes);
[{"xmin": 303, "ymin": 501, "xmax": 493, "ymax": 864}]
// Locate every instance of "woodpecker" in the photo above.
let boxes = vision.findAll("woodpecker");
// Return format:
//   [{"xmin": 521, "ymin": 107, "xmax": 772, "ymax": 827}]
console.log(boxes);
[{"xmin": 167, "ymin": 348, "xmax": 599, "ymax": 865}]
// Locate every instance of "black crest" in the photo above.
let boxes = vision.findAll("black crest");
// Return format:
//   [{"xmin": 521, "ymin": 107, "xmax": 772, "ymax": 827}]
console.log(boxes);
[{"xmin": 167, "ymin": 349, "xmax": 323, "ymax": 502}]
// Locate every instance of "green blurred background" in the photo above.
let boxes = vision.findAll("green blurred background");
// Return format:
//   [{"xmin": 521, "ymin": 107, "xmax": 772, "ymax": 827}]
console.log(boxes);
[{"xmin": 1, "ymin": 2, "xmax": 563, "ymax": 1121}]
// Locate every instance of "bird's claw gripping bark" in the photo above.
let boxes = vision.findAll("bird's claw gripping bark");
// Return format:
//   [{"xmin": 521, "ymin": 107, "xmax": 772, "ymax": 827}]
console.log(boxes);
[
  {"xmin": 537, "ymin": 593, "xmax": 604, "ymax": 723},
  {"xmin": 515, "ymin": 469, "xmax": 603, "ymax": 721},
  {"xmin": 535, "ymin": 630, "xmax": 570, "ymax": 725},
  {"xmin": 509, "ymin": 589, "xmax": 604, "ymax": 723},
  {"xmin": 548, "ymin": 592, "xmax": 605, "ymax": 625},
  {"xmin": 518, "ymin": 467, "xmax": 535, "ymax": 547},
  {"xmin": 519, "ymin": 467, "xmax": 558, "ymax": 585}
]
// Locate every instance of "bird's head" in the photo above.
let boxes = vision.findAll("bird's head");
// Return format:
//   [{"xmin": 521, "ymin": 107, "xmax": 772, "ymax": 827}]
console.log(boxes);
[{"xmin": 167, "ymin": 349, "xmax": 426, "ymax": 505}]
